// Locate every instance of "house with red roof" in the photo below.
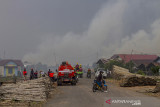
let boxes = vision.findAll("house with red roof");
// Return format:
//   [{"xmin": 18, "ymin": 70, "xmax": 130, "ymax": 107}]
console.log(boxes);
[
  {"xmin": 111, "ymin": 54, "xmax": 159, "ymax": 64},
  {"xmin": 110, "ymin": 54, "xmax": 160, "ymax": 74}
]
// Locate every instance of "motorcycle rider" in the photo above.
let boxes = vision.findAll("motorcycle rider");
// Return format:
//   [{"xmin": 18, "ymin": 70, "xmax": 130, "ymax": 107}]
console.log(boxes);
[
  {"xmin": 79, "ymin": 64, "xmax": 83, "ymax": 72},
  {"xmin": 79, "ymin": 64, "xmax": 82, "ymax": 68},
  {"xmin": 97, "ymin": 71, "xmax": 104, "ymax": 88},
  {"xmin": 75, "ymin": 63, "xmax": 79, "ymax": 71},
  {"xmin": 87, "ymin": 68, "xmax": 91, "ymax": 78}
]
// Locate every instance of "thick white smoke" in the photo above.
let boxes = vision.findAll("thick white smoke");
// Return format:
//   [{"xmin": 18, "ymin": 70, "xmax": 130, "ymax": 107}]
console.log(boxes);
[
  {"xmin": 23, "ymin": 0, "xmax": 160, "ymax": 65},
  {"xmin": 116, "ymin": 19, "xmax": 160, "ymax": 54}
]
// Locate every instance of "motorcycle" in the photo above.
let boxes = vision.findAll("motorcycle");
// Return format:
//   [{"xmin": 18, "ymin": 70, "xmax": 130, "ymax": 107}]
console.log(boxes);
[
  {"xmin": 87, "ymin": 72, "xmax": 91, "ymax": 79},
  {"xmin": 75, "ymin": 73, "xmax": 79, "ymax": 83},
  {"xmin": 92, "ymin": 79, "xmax": 107, "ymax": 92}
]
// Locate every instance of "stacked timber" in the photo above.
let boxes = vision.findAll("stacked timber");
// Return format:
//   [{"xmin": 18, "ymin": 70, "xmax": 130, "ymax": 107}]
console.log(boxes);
[
  {"xmin": 120, "ymin": 76, "xmax": 156, "ymax": 87},
  {"xmin": 152, "ymin": 82, "xmax": 160, "ymax": 93},
  {"xmin": 112, "ymin": 65, "xmax": 134, "ymax": 80},
  {"xmin": 112, "ymin": 65, "xmax": 156, "ymax": 87},
  {"xmin": 0, "ymin": 76, "xmax": 54, "ymax": 102}
]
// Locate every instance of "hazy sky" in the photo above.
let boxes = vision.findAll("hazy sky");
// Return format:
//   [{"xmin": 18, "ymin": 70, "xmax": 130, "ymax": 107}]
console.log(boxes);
[
  {"xmin": 0, "ymin": 0, "xmax": 160, "ymax": 65},
  {"xmin": 0, "ymin": 0, "xmax": 106, "ymax": 58}
]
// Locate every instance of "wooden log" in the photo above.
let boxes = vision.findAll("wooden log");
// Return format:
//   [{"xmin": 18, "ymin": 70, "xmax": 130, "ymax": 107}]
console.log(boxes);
[
  {"xmin": 152, "ymin": 82, "xmax": 160, "ymax": 93},
  {"xmin": 0, "ymin": 76, "xmax": 54, "ymax": 101}
]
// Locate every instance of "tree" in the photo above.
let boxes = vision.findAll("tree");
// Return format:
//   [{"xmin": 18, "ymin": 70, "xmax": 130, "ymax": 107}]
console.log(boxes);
[
  {"xmin": 125, "ymin": 61, "xmax": 135, "ymax": 73},
  {"xmin": 99, "ymin": 64, "xmax": 105, "ymax": 68},
  {"xmin": 137, "ymin": 70, "xmax": 145, "ymax": 76},
  {"xmin": 151, "ymin": 66, "xmax": 160, "ymax": 76},
  {"xmin": 105, "ymin": 60, "xmax": 125, "ymax": 71}
]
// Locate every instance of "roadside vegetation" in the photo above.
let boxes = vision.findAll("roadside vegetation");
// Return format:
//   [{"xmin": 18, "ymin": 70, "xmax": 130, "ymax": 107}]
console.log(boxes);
[{"xmin": 98, "ymin": 60, "xmax": 160, "ymax": 76}]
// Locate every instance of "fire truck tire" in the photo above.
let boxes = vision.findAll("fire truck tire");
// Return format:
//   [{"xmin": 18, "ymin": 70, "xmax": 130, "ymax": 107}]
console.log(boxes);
[
  {"xmin": 71, "ymin": 81, "xmax": 76, "ymax": 85},
  {"xmin": 80, "ymin": 74, "xmax": 83, "ymax": 78}
]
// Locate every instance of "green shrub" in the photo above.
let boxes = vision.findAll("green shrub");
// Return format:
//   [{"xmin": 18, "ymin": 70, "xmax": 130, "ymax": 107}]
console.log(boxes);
[
  {"xmin": 151, "ymin": 66, "xmax": 160, "ymax": 76},
  {"xmin": 137, "ymin": 70, "xmax": 145, "ymax": 76}
]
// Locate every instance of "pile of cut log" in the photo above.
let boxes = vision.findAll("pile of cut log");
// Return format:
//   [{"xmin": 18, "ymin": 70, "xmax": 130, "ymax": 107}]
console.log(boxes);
[
  {"xmin": 112, "ymin": 65, "xmax": 157, "ymax": 87},
  {"xmin": 0, "ymin": 76, "xmax": 54, "ymax": 102},
  {"xmin": 120, "ymin": 75, "xmax": 156, "ymax": 87},
  {"xmin": 152, "ymin": 82, "xmax": 160, "ymax": 93},
  {"xmin": 112, "ymin": 65, "xmax": 134, "ymax": 80}
]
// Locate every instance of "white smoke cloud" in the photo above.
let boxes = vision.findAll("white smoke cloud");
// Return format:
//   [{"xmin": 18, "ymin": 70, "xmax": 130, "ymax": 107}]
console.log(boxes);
[
  {"xmin": 116, "ymin": 18, "xmax": 160, "ymax": 54},
  {"xmin": 23, "ymin": 0, "xmax": 160, "ymax": 65}
]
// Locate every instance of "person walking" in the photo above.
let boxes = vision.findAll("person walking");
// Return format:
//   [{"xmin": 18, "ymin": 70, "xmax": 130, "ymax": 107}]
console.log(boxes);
[
  {"xmin": 23, "ymin": 68, "xmax": 27, "ymax": 81},
  {"xmin": 34, "ymin": 70, "xmax": 38, "ymax": 79},
  {"xmin": 48, "ymin": 69, "xmax": 51, "ymax": 76},
  {"xmin": 30, "ymin": 69, "xmax": 34, "ymax": 80}
]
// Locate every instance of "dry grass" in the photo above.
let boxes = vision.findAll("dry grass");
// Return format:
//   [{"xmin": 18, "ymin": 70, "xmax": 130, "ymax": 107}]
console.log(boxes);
[
  {"xmin": 106, "ymin": 78, "xmax": 123, "ymax": 86},
  {"xmin": 106, "ymin": 78, "xmax": 160, "ymax": 98}
]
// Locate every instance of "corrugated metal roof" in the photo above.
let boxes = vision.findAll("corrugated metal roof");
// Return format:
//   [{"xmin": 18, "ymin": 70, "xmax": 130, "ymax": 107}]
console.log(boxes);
[
  {"xmin": 132, "ymin": 60, "xmax": 153, "ymax": 66},
  {"xmin": 97, "ymin": 58, "xmax": 109, "ymax": 64},
  {"xmin": 118, "ymin": 54, "xmax": 158, "ymax": 63}
]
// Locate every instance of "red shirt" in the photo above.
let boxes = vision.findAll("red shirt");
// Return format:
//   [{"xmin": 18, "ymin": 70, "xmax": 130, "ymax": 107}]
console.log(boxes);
[
  {"xmin": 23, "ymin": 71, "xmax": 27, "ymax": 75},
  {"xmin": 49, "ymin": 73, "xmax": 54, "ymax": 77}
]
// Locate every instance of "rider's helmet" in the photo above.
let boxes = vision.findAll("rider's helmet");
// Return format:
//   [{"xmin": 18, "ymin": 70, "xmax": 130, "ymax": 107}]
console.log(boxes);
[
  {"xmin": 100, "ymin": 71, "xmax": 103, "ymax": 74},
  {"xmin": 77, "ymin": 63, "xmax": 78, "ymax": 65}
]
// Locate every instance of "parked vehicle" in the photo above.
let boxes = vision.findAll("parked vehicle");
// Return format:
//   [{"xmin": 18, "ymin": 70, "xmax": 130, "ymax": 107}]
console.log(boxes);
[
  {"xmin": 92, "ymin": 79, "xmax": 107, "ymax": 92},
  {"xmin": 95, "ymin": 68, "xmax": 107, "ymax": 79}
]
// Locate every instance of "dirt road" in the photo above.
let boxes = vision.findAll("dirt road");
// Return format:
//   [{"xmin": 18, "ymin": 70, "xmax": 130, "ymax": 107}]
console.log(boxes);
[{"xmin": 44, "ymin": 74, "xmax": 160, "ymax": 107}]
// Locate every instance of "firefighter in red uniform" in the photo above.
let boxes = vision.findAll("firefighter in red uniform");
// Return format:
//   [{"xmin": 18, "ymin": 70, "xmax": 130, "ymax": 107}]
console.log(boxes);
[
  {"xmin": 58, "ymin": 62, "xmax": 66, "ymax": 71},
  {"xmin": 58, "ymin": 61, "xmax": 74, "ymax": 71},
  {"xmin": 66, "ymin": 61, "xmax": 74, "ymax": 70}
]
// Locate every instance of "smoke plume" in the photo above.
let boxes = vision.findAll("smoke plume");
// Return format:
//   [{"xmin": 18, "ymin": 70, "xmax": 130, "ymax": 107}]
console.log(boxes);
[{"xmin": 23, "ymin": 0, "xmax": 160, "ymax": 65}]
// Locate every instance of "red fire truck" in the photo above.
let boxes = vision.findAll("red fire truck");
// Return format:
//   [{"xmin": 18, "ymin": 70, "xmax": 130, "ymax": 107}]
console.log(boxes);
[{"xmin": 57, "ymin": 62, "xmax": 76, "ymax": 86}]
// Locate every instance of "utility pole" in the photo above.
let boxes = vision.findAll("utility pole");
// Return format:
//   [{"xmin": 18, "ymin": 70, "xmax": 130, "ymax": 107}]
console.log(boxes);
[
  {"xmin": 3, "ymin": 49, "xmax": 5, "ymax": 59},
  {"xmin": 97, "ymin": 49, "xmax": 99, "ymax": 60},
  {"xmin": 129, "ymin": 50, "xmax": 133, "ymax": 72},
  {"xmin": 54, "ymin": 52, "xmax": 57, "ymax": 66}
]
